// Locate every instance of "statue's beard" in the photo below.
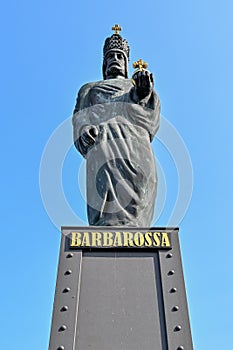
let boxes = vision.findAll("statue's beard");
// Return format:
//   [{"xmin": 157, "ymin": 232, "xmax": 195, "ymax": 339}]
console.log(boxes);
[{"xmin": 107, "ymin": 65, "xmax": 124, "ymax": 77}]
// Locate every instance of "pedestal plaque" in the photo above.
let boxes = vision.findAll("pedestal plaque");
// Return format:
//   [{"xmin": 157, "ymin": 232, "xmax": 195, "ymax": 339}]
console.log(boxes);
[{"xmin": 48, "ymin": 227, "xmax": 193, "ymax": 350}]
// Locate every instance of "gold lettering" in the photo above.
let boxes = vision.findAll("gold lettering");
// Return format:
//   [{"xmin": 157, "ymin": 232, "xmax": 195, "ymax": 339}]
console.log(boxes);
[
  {"xmin": 113, "ymin": 232, "xmax": 123, "ymax": 246},
  {"xmin": 123, "ymin": 232, "xmax": 134, "ymax": 247},
  {"xmin": 153, "ymin": 232, "xmax": 161, "ymax": 247},
  {"xmin": 91, "ymin": 232, "xmax": 102, "ymax": 246},
  {"xmin": 103, "ymin": 232, "xmax": 113, "ymax": 246},
  {"xmin": 145, "ymin": 232, "xmax": 153, "ymax": 247},
  {"xmin": 70, "ymin": 232, "xmax": 82, "ymax": 247},
  {"xmin": 161, "ymin": 233, "xmax": 171, "ymax": 247},
  {"xmin": 81, "ymin": 232, "xmax": 90, "ymax": 247},
  {"xmin": 134, "ymin": 232, "xmax": 144, "ymax": 247}
]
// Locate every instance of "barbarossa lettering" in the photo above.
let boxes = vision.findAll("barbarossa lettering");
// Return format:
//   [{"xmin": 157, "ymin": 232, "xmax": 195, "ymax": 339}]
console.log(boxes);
[{"xmin": 70, "ymin": 231, "xmax": 171, "ymax": 248}]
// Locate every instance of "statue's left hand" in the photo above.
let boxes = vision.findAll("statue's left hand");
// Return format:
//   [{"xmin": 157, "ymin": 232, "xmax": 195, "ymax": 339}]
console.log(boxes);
[{"xmin": 133, "ymin": 70, "xmax": 154, "ymax": 100}]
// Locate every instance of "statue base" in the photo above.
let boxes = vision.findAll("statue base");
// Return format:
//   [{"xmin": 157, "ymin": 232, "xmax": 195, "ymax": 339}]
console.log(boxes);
[{"xmin": 49, "ymin": 227, "xmax": 193, "ymax": 350}]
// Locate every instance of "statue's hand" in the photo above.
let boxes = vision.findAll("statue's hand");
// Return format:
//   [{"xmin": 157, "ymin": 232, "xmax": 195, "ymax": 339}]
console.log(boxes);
[
  {"xmin": 133, "ymin": 70, "xmax": 154, "ymax": 100},
  {"xmin": 80, "ymin": 125, "xmax": 99, "ymax": 147}
]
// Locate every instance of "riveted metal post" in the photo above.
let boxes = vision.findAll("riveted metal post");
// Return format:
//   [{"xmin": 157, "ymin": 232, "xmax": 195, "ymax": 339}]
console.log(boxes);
[
  {"xmin": 48, "ymin": 232, "xmax": 82, "ymax": 350},
  {"xmin": 158, "ymin": 229, "xmax": 193, "ymax": 350}
]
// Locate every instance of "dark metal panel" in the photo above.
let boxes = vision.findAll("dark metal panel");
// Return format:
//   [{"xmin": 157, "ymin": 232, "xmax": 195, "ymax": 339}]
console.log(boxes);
[
  {"xmin": 48, "ymin": 233, "xmax": 82, "ymax": 350},
  {"xmin": 158, "ymin": 230, "xmax": 193, "ymax": 350},
  {"xmin": 74, "ymin": 251, "xmax": 164, "ymax": 350}
]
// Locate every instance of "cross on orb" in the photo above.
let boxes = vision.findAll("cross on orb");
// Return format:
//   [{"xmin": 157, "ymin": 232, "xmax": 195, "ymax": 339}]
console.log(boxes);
[{"xmin": 133, "ymin": 59, "xmax": 148, "ymax": 71}]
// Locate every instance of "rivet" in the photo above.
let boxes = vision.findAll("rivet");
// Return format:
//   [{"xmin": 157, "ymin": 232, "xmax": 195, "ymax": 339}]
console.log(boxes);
[
  {"xmin": 166, "ymin": 252, "xmax": 173, "ymax": 258},
  {"xmin": 174, "ymin": 325, "xmax": 182, "ymax": 332},
  {"xmin": 177, "ymin": 347, "xmax": 184, "ymax": 350},
  {"xmin": 66, "ymin": 253, "xmax": 73, "ymax": 258},
  {"xmin": 168, "ymin": 270, "xmax": 175, "ymax": 276},
  {"xmin": 172, "ymin": 306, "xmax": 179, "ymax": 312},
  {"xmin": 64, "ymin": 270, "xmax": 72, "ymax": 276},
  {"xmin": 58, "ymin": 325, "xmax": 67, "ymax": 332},
  {"xmin": 170, "ymin": 287, "xmax": 177, "ymax": 293},
  {"xmin": 60, "ymin": 306, "xmax": 69, "ymax": 312},
  {"xmin": 57, "ymin": 347, "xmax": 64, "ymax": 350},
  {"xmin": 62, "ymin": 287, "xmax": 70, "ymax": 293}
]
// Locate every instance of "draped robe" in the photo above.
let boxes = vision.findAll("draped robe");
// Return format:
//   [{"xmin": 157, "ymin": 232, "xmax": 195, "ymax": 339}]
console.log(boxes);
[{"xmin": 72, "ymin": 78, "xmax": 160, "ymax": 227}]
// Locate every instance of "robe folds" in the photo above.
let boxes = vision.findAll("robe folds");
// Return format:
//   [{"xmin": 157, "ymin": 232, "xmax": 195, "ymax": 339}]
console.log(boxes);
[{"xmin": 72, "ymin": 78, "xmax": 160, "ymax": 227}]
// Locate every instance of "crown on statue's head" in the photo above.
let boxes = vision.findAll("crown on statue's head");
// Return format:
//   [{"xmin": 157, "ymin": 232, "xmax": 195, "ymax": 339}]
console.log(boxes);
[
  {"xmin": 103, "ymin": 25, "xmax": 130, "ymax": 60},
  {"xmin": 103, "ymin": 34, "xmax": 130, "ymax": 60}
]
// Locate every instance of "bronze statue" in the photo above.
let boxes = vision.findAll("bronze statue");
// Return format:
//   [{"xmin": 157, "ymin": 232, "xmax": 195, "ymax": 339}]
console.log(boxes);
[{"xmin": 72, "ymin": 25, "xmax": 160, "ymax": 227}]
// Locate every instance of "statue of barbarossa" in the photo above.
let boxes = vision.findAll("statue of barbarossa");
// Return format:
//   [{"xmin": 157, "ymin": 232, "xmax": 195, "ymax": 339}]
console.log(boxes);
[{"xmin": 72, "ymin": 25, "xmax": 160, "ymax": 227}]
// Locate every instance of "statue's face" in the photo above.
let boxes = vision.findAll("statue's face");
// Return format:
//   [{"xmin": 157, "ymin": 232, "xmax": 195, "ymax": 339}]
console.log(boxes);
[{"xmin": 105, "ymin": 50, "xmax": 126, "ymax": 78}]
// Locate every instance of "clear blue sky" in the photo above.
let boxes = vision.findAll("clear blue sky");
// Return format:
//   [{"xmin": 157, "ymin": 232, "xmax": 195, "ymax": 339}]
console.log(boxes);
[{"xmin": 1, "ymin": 0, "xmax": 233, "ymax": 348}]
